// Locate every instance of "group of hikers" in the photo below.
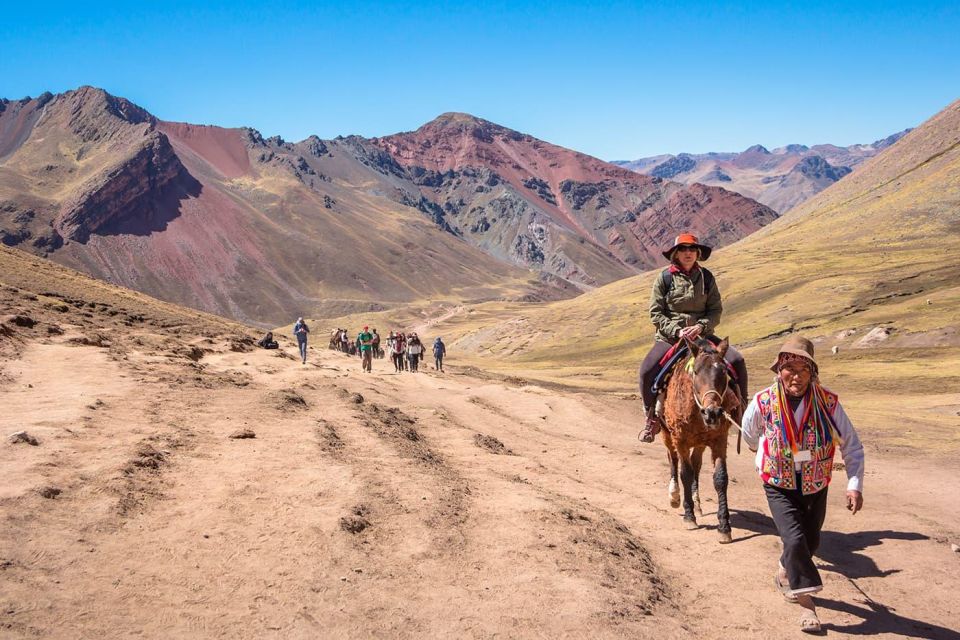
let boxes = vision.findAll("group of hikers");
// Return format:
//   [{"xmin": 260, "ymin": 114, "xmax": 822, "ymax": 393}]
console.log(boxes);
[
  {"xmin": 380, "ymin": 330, "xmax": 446, "ymax": 373},
  {"xmin": 328, "ymin": 326, "xmax": 446, "ymax": 373},
  {"xmin": 639, "ymin": 232, "xmax": 865, "ymax": 634},
  {"xmin": 266, "ymin": 231, "xmax": 866, "ymax": 634},
  {"xmin": 272, "ymin": 320, "xmax": 447, "ymax": 373}
]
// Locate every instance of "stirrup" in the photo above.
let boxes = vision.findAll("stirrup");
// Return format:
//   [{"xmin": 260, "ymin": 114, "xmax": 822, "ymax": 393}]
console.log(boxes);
[{"xmin": 639, "ymin": 416, "xmax": 661, "ymax": 443}]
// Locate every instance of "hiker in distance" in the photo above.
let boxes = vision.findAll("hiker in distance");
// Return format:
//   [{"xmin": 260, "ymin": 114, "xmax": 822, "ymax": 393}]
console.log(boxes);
[
  {"xmin": 433, "ymin": 336, "xmax": 446, "ymax": 372},
  {"xmin": 293, "ymin": 317, "xmax": 310, "ymax": 364},
  {"xmin": 406, "ymin": 333, "xmax": 423, "ymax": 372},
  {"xmin": 638, "ymin": 233, "xmax": 748, "ymax": 443},
  {"xmin": 358, "ymin": 326, "xmax": 374, "ymax": 372},
  {"xmin": 742, "ymin": 336, "xmax": 865, "ymax": 634}
]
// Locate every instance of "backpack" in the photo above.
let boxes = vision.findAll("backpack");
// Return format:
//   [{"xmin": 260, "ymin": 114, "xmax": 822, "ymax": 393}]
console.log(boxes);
[{"xmin": 660, "ymin": 267, "xmax": 715, "ymax": 297}]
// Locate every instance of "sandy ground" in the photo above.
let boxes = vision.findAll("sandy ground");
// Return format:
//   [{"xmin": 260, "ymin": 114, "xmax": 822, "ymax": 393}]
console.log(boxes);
[{"xmin": 2, "ymin": 318, "xmax": 958, "ymax": 640}]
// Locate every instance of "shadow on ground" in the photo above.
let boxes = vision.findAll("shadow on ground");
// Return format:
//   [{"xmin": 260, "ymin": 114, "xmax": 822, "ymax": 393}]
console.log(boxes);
[{"xmin": 817, "ymin": 598, "xmax": 960, "ymax": 639}]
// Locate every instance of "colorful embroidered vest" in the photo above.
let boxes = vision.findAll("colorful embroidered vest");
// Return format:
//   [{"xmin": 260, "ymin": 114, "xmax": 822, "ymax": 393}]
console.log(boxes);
[{"xmin": 756, "ymin": 384, "xmax": 839, "ymax": 494}]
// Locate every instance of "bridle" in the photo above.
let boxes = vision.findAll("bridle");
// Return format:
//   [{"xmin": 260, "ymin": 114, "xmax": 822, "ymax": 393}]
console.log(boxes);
[
  {"xmin": 689, "ymin": 356, "xmax": 730, "ymax": 412},
  {"xmin": 683, "ymin": 348, "xmax": 747, "ymax": 451}
]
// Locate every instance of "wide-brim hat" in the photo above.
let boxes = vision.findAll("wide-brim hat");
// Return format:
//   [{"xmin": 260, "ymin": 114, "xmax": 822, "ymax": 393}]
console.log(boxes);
[
  {"xmin": 662, "ymin": 233, "xmax": 713, "ymax": 261},
  {"xmin": 769, "ymin": 335, "xmax": 817, "ymax": 372}
]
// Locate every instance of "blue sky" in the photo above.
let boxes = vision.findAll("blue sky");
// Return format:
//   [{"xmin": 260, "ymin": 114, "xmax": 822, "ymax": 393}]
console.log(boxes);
[{"xmin": 2, "ymin": 1, "xmax": 958, "ymax": 159}]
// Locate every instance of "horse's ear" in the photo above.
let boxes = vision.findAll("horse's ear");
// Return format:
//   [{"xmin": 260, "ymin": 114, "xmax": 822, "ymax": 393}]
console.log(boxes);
[{"xmin": 717, "ymin": 337, "xmax": 729, "ymax": 358}]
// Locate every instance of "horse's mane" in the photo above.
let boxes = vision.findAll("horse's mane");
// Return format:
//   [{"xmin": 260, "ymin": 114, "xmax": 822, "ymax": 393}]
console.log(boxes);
[
  {"xmin": 665, "ymin": 359, "xmax": 696, "ymax": 425},
  {"xmin": 671, "ymin": 367, "xmax": 695, "ymax": 404}
]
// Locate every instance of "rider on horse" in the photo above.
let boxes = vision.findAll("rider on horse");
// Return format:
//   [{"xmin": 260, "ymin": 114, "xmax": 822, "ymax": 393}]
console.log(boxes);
[{"xmin": 638, "ymin": 233, "xmax": 749, "ymax": 443}]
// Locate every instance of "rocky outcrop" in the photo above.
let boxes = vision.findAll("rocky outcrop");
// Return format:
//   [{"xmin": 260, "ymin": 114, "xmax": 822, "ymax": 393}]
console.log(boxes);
[
  {"xmin": 793, "ymin": 155, "xmax": 851, "ymax": 182},
  {"xmin": 650, "ymin": 154, "xmax": 696, "ymax": 179},
  {"xmin": 56, "ymin": 132, "xmax": 189, "ymax": 242}
]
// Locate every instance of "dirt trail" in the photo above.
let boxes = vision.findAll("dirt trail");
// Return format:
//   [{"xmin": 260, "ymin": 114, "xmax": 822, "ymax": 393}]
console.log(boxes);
[{"xmin": 2, "ymin": 337, "xmax": 958, "ymax": 639}]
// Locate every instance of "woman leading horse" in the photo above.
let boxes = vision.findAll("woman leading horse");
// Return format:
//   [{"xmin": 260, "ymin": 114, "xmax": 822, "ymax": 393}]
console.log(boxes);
[{"xmin": 638, "ymin": 233, "xmax": 749, "ymax": 442}]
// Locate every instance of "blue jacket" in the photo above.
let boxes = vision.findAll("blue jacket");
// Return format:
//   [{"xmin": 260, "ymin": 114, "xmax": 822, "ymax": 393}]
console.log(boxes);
[{"xmin": 294, "ymin": 321, "xmax": 309, "ymax": 342}]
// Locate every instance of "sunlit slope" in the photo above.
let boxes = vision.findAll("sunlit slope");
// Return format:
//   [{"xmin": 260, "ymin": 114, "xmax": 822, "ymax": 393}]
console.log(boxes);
[{"xmin": 0, "ymin": 244, "xmax": 244, "ymax": 335}]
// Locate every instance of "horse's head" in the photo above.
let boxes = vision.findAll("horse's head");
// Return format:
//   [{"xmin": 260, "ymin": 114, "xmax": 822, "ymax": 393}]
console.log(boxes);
[{"xmin": 686, "ymin": 337, "xmax": 731, "ymax": 428}]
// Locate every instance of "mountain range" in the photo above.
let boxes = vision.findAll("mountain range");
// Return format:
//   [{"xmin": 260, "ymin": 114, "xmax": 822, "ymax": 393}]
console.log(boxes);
[
  {"xmin": 0, "ymin": 87, "xmax": 776, "ymax": 326},
  {"xmin": 614, "ymin": 131, "xmax": 909, "ymax": 213}
]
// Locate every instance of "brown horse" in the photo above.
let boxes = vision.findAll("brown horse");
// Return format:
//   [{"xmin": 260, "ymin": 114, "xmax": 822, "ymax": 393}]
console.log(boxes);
[{"xmin": 660, "ymin": 337, "xmax": 742, "ymax": 543}]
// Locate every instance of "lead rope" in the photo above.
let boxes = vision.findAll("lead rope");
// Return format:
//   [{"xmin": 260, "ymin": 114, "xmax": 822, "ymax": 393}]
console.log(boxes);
[{"xmin": 687, "ymin": 356, "xmax": 743, "ymax": 454}]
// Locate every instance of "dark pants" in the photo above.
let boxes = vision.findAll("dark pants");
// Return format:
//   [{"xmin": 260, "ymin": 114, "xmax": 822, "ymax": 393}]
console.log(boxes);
[
  {"xmin": 764, "ymin": 481, "xmax": 829, "ymax": 593},
  {"xmin": 361, "ymin": 350, "xmax": 372, "ymax": 372},
  {"xmin": 408, "ymin": 354, "xmax": 419, "ymax": 372},
  {"xmin": 638, "ymin": 339, "xmax": 748, "ymax": 411},
  {"xmin": 435, "ymin": 355, "xmax": 443, "ymax": 371}
]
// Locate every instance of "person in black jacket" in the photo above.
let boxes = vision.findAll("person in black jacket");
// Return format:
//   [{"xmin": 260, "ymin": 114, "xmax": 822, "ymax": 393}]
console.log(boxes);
[
  {"xmin": 257, "ymin": 331, "xmax": 279, "ymax": 349},
  {"xmin": 433, "ymin": 337, "xmax": 447, "ymax": 372}
]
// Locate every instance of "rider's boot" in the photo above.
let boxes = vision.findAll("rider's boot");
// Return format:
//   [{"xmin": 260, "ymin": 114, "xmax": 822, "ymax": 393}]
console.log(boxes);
[{"xmin": 639, "ymin": 412, "xmax": 662, "ymax": 443}]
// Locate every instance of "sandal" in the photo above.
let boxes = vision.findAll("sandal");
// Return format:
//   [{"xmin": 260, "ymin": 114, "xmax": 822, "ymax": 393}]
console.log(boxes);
[
  {"xmin": 775, "ymin": 573, "xmax": 798, "ymax": 603},
  {"xmin": 799, "ymin": 609, "xmax": 821, "ymax": 633}
]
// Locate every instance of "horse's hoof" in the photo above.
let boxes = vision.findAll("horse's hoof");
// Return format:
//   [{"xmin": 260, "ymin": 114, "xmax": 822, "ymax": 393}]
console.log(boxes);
[
  {"xmin": 670, "ymin": 497, "xmax": 681, "ymax": 509},
  {"xmin": 718, "ymin": 530, "xmax": 733, "ymax": 544},
  {"xmin": 683, "ymin": 518, "xmax": 699, "ymax": 530}
]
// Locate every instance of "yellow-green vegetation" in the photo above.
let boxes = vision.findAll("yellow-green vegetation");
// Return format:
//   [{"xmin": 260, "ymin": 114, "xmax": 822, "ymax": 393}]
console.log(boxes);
[{"xmin": 324, "ymin": 99, "xmax": 960, "ymax": 452}]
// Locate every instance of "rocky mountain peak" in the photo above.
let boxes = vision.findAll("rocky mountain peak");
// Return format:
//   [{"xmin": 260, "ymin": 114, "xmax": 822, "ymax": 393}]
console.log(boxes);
[
  {"xmin": 431, "ymin": 112, "xmax": 486, "ymax": 125},
  {"xmin": 412, "ymin": 112, "xmax": 528, "ymax": 145},
  {"xmin": 64, "ymin": 86, "xmax": 156, "ymax": 126}
]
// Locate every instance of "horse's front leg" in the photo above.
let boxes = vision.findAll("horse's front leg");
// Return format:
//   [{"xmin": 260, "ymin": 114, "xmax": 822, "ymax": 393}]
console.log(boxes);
[
  {"xmin": 677, "ymin": 446, "xmax": 698, "ymax": 529},
  {"xmin": 665, "ymin": 441, "xmax": 680, "ymax": 509},
  {"xmin": 690, "ymin": 446, "xmax": 704, "ymax": 517},
  {"xmin": 712, "ymin": 450, "xmax": 732, "ymax": 543}
]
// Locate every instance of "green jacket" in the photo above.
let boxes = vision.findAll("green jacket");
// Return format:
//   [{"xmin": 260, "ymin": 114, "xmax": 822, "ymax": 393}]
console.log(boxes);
[
  {"xmin": 358, "ymin": 331, "xmax": 373, "ymax": 351},
  {"xmin": 649, "ymin": 267, "xmax": 722, "ymax": 343}
]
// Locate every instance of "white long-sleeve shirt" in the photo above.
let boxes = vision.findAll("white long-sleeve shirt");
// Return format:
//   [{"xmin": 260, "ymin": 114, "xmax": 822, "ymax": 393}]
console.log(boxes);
[{"xmin": 741, "ymin": 386, "xmax": 865, "ymax": 493}]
